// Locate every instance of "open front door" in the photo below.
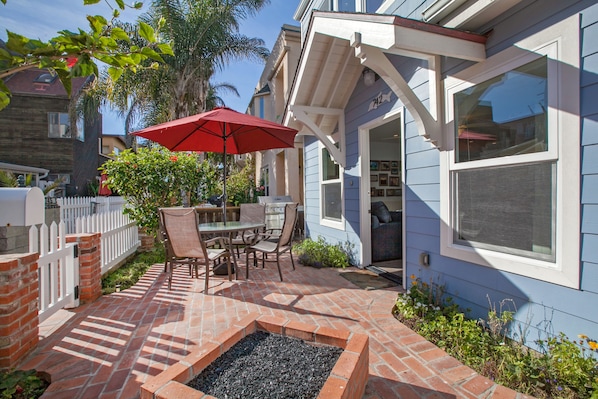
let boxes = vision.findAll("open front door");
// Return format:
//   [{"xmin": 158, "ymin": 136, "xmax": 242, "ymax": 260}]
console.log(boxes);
[{"xmin": 359, "ymin": 111, "xmax": 403, "ymax": 270}]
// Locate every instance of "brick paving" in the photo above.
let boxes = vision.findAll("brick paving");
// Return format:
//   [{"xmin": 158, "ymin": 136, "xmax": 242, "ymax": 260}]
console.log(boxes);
[{"xmin": 19, "ymin": 256, "xmax": 530, "ymax": 399}]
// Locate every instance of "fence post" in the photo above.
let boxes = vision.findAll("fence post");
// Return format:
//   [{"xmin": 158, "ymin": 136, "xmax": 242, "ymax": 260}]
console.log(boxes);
[
  {"xmin": 0, "ymin": 253, "xmax": 39, "ymax": 370},
  {"xmin": 66, "ymin": 233, "xmax": 102, "ymax": 304}
]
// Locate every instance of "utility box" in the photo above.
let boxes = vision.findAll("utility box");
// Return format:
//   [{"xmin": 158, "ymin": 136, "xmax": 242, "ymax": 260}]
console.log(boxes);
[{"xmin": 0, "ymin": 187, "xmax": 45, "ymax": 227}]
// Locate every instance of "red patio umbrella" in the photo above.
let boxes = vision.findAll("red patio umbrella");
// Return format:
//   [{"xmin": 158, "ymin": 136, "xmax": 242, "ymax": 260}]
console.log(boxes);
[{"xmin": 131, "ymin": 107, "xmax": 299, "ymax": 223}]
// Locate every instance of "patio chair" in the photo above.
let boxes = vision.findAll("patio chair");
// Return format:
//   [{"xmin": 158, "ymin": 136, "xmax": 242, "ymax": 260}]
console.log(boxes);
[
  {"xmin": 245, "ymin": 203, "xmax": 298, "ymax": 281},
  {"xmin": 159, "ymin": 207, "xmax": 232, "ymax": 292},
  {"xmin": 229, "ymin": 203, "xmax": 266, "ymax": 256}
]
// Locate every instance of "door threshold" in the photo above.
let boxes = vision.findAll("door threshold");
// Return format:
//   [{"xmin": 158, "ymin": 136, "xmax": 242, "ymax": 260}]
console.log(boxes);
[{"xmin": 366, "ymin": 265, "xmax": 403, "ymax": 285}]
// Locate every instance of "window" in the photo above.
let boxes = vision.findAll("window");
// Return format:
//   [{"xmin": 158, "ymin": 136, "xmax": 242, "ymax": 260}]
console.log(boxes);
[
  {"xmin": 75, "ymin": 115, "xmax": 85, "ymax": 142},
  {"xmin": 440, "ymin": 15, "xmax": 580, "ymax": 288},
  {"xmin": 260, "ymin": 166, "xmax": 269, "ymax": 196},
  {"xmin": 455, "ymin": 57, "xmax": 547, "ymax": 163},
  {"xmin": 321, "ymin": 143, "xmax": 343, "ymax": 226},
  {"xmin": 259, "ymin": 97, "xmax": 265, "ymax": 119},
  {"xmin": 48, "ymin": 112, "xmax": 71, "ymax": 138},
  {"xmin": 339, "ymin": 0, "xmax": 355, "ymax": 12},
  {"xmin": 365, "ymin": 0, "xmax": 384, "ymax": 12},
  {"xmin": 453, "ymin": 57, "xmax": 554, "ymax": 261},
  {"xmin": 331, "ymin": 0, "xmax": 383, "ymax": 12}
]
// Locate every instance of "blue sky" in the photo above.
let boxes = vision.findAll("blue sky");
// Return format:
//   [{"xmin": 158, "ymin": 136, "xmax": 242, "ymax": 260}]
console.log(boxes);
[{"xmin": 0, "ymin": 0, "xmax": 299, "ymax": 134}]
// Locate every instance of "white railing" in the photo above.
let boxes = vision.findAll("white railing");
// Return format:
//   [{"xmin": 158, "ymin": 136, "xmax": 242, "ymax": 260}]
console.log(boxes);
[
  {"xmin": 57, "ymin": 196, "xmax": 126, "ymax": 234},
  {"xmin": 76, "ymin": 211, "xmax": 140, "ymax": 275},
  {"xmin": 29, "ymin": 221, "xmax": 79, "ymax": 323}
]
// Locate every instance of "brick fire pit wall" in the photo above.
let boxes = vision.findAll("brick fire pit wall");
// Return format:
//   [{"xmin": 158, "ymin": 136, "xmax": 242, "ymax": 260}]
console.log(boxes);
[{"xmin": 140, "ymin": 313, "xmax": 369, "ymax": 399}]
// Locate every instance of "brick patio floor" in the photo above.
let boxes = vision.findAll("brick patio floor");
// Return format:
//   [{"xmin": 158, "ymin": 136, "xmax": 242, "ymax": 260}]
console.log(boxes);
[{"xmin": 19, "ymin": 256, "xmax": 530, "ymax": 399}]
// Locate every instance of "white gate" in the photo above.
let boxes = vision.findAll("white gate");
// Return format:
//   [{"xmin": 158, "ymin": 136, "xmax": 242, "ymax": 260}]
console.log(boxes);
[{"xmin": 29, "ymin": 221, "xmax": 79, "ymax": 323}]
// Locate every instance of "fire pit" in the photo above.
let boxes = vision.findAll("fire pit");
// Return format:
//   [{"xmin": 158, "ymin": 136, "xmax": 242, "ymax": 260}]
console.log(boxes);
[{"xmin": 140, "ymin": 313, "xmax": 369, "ymax": 399}]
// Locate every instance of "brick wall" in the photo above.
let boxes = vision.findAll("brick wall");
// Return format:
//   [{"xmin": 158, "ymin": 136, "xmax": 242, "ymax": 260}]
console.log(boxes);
[
  {"xmin": 0, "ymin": 253, "xmax": 39, "ymax": 370},
  {"xmin": 66, "ymin": 233, "xmax": 102, "ymax": 304}
]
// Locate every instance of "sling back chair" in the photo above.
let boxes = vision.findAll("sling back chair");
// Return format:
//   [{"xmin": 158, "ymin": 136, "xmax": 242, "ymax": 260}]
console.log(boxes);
[
  {"xmin": 245, "ymin": 203, "xmax": 298, "ymax": 281},
  {"xmin": 229, "ymin": 203, "xmax": 266, "ymax": 255},
  {"xmin": 159, "ymin": 207, "xmax": 232, "ymax": 292}
]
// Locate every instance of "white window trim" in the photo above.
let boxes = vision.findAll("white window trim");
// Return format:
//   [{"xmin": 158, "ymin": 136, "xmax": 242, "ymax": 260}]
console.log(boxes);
[
  {"xmin": 440, "ymin": 14, "xmax": 580, "ymax": 289},
  {"xmin": 319, "ymin": 138, "xmax": 345, "ymax": 230}
]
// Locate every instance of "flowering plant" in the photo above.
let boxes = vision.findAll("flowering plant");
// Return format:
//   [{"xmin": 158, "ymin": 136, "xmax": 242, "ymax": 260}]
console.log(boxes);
[
  {"xmin": 100, "ymin": 146, "xmax": 218, "ymax": 232},
  {"xmin": 394, "ymin": 275, "xmax": 598, "ymax": 398},
  {"xmin": 254, "ymin": 176, "xmax": 266, "ymax": 197},
  {"xmin": 255, "ymin": 184, "xmax": 265, "ymax": 196}
]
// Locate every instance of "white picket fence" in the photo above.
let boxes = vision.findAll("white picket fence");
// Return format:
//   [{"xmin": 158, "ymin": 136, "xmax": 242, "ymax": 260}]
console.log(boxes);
[
  {"xmin": 29, "ymin": 221, "xmax": 79, "ymax": 323},
  {"xmin": 58, "ymin": 196, "xmax": 127, "ymax": 234},
  {"xmin": 76, "ymin": 211, "xmax": 140, "ymax": 275},
  {"xmin": 23, "ymin": 197, "xmax": 140, "ymax": 323}
]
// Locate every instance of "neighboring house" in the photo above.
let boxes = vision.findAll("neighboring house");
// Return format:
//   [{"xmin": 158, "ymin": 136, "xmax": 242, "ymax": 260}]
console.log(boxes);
[
  {"xmin": 247, "ymin": 24, "xmax": 303, "ymax": 203},
  {"xmin": 0, "ymin": 69, "xmax": 102, "ymax": 196},
  {"xmin": 0, "ymin": 161, "xmax": 49, "ymax": 188},
  {"xmin": 101, "ymin": 134, "xmax": 126, "ymax": 159},
  {"xmin": 281, "ymin": 0, "xmax": 598, "ymax": 345}
]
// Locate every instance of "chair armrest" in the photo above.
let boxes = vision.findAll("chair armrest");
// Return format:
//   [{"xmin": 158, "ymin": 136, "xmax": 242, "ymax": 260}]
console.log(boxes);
[
  {"xmin": 255, "ymin": 231, "xmax": 280, "ymax": 241},
  {"xmin": 371, "ymin": 215, "xmax": 380, "ymax": 229},
  {"xmin": 205, "ymin": 236, "xmax": 227, "ymax": 248}
]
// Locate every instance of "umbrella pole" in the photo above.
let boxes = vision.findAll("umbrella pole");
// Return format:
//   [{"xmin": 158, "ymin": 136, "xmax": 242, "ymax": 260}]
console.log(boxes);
[{"xmin": 222, "ymin": 127, "xmax": 227, "ymax": 224}]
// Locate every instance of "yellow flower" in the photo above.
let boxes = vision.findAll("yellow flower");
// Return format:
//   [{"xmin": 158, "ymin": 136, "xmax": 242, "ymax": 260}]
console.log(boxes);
[
  {"xmin": 578, "ymin": 334, "xmax": 588, "ymax": 339},
  {"xmin": 410, "ymin": 274, "xmax": 416, "ymax": 280},
  {"xmin": 588, "ymin": 341, "xmax": 598, "ymax": 351}
]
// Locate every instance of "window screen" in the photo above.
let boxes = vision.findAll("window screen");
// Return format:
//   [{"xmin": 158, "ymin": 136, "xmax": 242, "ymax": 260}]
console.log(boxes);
[{"xmin": 454, "ymin": 162, "xmax": 555, "ymax": 261}]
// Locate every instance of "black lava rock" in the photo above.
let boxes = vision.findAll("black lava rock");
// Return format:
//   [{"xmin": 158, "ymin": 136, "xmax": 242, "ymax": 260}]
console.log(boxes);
[{"xmin": 187, "ymin": 331, "xmax": 343, "ymax": 399}]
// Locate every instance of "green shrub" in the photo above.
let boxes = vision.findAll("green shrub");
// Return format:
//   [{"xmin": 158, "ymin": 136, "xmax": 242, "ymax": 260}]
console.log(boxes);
[
  {"xmin": 0, "ymin": 369, "xmax": 48, "ymax": 399},
  {"xmin": 100, "ymin": 147, "xmax": 218, "ymax": 233},
  {"xmin": 101, "ymin": 244, "xmax": 165, "ymax": 294},
  {"xmin": 393, "ymin": 276, "xmax": 598, "ymax": 398},
  {"xmin": 292, "ymin": 236, "xmax": 354, "ymax": 268}
]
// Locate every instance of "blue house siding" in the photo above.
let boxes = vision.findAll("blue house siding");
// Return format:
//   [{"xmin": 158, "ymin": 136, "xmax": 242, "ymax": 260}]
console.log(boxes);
[
  {"xmin": 581, "ymin": 2, "xmax": 598, "ymax": 297},
  {"xmin": 401, "ymin": 0, "xmax": 598, "ymax": 344},
  {"xmin": 382, "ymin": 0, "xmax": 435, "ymax": 20}
]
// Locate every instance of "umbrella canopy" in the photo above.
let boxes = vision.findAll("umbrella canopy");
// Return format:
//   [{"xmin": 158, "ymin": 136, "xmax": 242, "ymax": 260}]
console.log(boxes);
[
  {"xmin": 131, "ymin": 107, "xmax": 299, "ymax": 222},
  {"xmin": 458, "ymin": 130, "xmax": 496, "ymax": 141}
]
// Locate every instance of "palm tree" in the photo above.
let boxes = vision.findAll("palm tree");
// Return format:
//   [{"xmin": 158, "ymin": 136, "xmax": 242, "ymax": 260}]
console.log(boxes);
[{"xmin": 104, "ymin": 0, "xmax": 270, "ymax": 129}]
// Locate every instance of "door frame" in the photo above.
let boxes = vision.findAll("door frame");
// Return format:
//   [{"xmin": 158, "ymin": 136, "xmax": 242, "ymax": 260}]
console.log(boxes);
[{"xmin": 358, "ymin": 107, "xmax": 404, "ymax": 267}]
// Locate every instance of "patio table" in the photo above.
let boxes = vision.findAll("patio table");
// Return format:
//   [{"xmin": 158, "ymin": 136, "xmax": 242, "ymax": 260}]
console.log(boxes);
[{"xmin": 198, "ymin": 221, "xmax": 265, "ymax": 278}]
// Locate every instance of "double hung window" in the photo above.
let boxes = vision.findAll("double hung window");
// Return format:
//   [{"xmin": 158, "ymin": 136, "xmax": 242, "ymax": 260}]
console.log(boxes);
[
  {"xmin": 453, "ymin": 57, "xmax": 553, "ymax": 261},
  {"xmin": 321, "ymin": 143, "xmax": 343, "ymax": 227},
  {"xmin": 441, "ymin": 15, "xmax": 580, "ymax": 288},
  {"xmin": 48, "ymin": 112, "xmax": 71, "ymax": 138}
]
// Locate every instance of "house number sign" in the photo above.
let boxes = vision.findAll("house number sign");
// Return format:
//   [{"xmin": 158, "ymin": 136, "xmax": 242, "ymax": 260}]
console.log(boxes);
[{"xmin": 368, "ymin": 90, "xmax": 393, "ymax": 111}]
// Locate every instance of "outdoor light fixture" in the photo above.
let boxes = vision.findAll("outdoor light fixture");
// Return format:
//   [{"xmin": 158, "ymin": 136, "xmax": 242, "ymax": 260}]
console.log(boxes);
[{"xmin": 362, "ymin": 68, "xmax": 377, "ymax": 87}]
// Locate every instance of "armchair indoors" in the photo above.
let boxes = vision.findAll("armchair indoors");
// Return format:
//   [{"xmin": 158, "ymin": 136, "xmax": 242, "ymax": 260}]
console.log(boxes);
[
  {"xmin": 371, "ymin": 201, "xmax": 402, "ymax": 262},
  {"xmin": 245, "ymin": 203, "xmax": 298, "ymax": 281},
  {"xmin": 159, "ymin": 207, "xmax": 232, "ymax": 292}
]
